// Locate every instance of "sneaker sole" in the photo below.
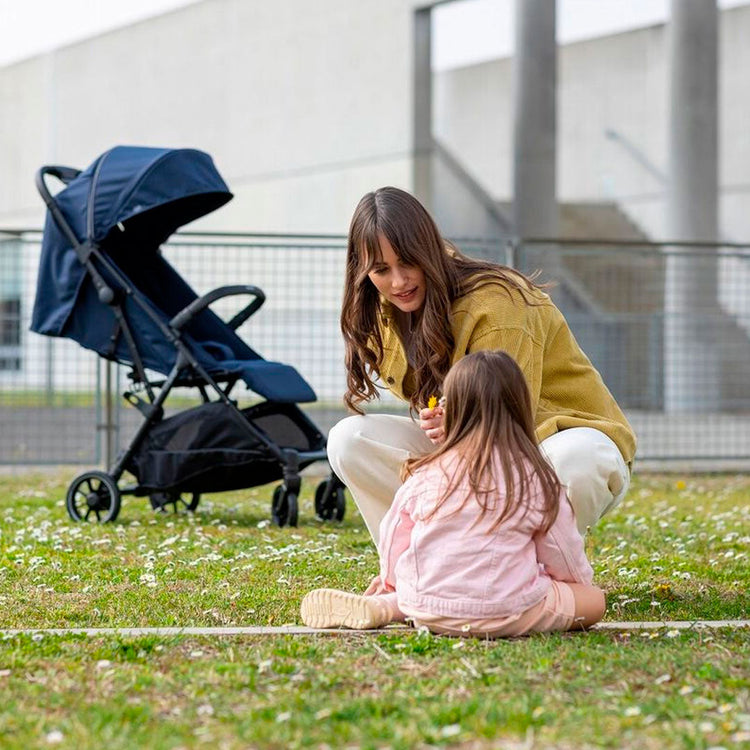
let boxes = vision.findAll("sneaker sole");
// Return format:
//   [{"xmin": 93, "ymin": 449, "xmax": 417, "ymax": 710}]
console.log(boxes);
[{"xmin": 300, "ymin": 589, "xmax": 385, "ymax": 630}]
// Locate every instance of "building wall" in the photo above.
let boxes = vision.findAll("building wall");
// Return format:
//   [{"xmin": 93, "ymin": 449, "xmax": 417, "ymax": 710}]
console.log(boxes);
[
  {"xmin": 434, "ymin": 4, "xmax": 750, "ymax": 242},
  {"xmin": 0, "ymin": 0, "xmax": 422, "ymax": 233},
  {"xmin": 4, "ymin": 2, "xmax": 749, "ymax": 240}
]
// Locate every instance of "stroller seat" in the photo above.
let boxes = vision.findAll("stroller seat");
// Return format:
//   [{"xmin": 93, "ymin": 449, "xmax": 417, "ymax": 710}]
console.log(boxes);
[
  {"xmin": 31, "ymin": 145, "xmax": 345, "ymax": 525},
  {"xmin": 201, "ymin": 357, "xmax": 316, "ymax": 404}
]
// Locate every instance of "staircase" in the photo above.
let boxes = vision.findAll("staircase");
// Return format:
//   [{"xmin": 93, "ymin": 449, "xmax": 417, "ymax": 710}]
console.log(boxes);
[{"xmin": 497, "ymin": 199, "xmax": 664, "ymax": 315}]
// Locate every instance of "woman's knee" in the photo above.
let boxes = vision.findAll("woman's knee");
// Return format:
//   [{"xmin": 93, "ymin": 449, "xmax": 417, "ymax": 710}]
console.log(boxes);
[
  {"xmin": 542, "ymin": 428, "xmax": 629, "ymax": 518},
  {"xmin": 327, "ymin": 416, "xmax": 368, "ymax": 470},
  {"xmin": 543, "ymin": 428, "xmax": 616, "ymax": 474}
]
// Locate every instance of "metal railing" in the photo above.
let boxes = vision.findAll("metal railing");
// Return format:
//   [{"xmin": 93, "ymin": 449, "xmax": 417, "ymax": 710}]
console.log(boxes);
[{"xmin": 1, "ymin": 230, "xmax": 748, "ymax": 469}]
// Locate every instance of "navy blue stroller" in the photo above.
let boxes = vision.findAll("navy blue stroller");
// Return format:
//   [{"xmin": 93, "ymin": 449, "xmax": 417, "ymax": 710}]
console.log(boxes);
[{"xmin": 32, "ymin": 145, "xmax": 345, "ymax": 526}]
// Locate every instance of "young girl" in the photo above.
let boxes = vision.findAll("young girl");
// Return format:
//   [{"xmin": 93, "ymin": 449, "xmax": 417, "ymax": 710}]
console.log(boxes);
[{"xmin": 301, "ymin": 350, "xmax": 606, "ymax": 638}]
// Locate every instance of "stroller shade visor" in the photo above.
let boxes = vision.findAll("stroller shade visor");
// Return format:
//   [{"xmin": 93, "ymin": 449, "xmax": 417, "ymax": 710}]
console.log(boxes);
[
  {"xmin": 31, "ymin": 146, "xmax": 232, "ymax": 338},
  {"xmin": 30, "ymin": 146, "xmax": 317, "ymax": 404}
]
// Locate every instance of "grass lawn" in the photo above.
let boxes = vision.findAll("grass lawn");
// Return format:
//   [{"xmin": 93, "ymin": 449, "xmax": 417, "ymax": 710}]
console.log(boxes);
[{"xmin": 0, "ymin": 469, "xmax": 748, "ymax": 749}]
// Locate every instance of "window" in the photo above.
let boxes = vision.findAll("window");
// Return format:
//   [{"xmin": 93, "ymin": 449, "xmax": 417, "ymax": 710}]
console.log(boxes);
[
  {"xmin": 0, "ymin": 297, "xmax": 21, "ymax": 371},
  {"xmin": 0, "ymin": 237, "xmax": 22, "ymax": 372}
]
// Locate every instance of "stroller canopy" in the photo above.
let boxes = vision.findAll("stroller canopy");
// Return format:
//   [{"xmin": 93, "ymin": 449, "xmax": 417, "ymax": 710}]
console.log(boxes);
[
  {"xmin": 31, "ymin": 146, "xmax": 232, "ymax": 337},
  {"xmin": 30, "ymin": 146, "xmax": 316, "ymax": 404}
]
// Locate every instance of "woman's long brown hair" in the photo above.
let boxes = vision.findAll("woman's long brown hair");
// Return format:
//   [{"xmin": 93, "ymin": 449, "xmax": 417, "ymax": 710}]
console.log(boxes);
[
  {"xmin": 403, "ymin": 350, "xmax": 562, "ymax": 531},
  {"xmin": 341, "ymin": 186, "xmax": 543, "ymax": 413}
]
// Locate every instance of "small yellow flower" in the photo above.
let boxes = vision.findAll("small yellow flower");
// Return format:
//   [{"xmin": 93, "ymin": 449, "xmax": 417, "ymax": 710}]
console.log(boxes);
[
  {"xmin": 654, "ymin": 582, "xmax": 673, "ymax": 599},
  {"xmin": 427, "ymin": 395, "xmax": 438, "ymax": 410}
]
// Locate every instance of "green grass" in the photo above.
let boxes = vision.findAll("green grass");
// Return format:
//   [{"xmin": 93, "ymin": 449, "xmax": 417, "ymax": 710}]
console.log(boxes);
[
  {"xmin": 0, "ymin": 390, "xmax": 99, "ymax": 408},
  {"xmin": 0, "ymin": 470, "xmax": 748, "ymax": 749}
]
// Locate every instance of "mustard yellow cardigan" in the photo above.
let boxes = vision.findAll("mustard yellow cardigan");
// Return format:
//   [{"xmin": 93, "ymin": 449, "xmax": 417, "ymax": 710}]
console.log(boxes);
[{"xmin": 375, "ymin": 280, "xmax": 636, "ymax": 467}]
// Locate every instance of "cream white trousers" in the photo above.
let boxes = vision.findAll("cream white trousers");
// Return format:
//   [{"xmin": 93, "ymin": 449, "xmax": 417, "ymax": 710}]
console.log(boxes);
[{"xmin": 327, "ymin": 414, "xmax": 630, "ymax": 542}]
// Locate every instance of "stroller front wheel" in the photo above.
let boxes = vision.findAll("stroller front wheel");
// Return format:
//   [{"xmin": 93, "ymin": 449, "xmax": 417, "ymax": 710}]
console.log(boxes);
[
  {"xmin": 66, "ymin": 471, "xmax": 121, "ymax": 523},
  {"xmin": 271, "ymin": 485, "xmax": 298, "ymax": 528}
]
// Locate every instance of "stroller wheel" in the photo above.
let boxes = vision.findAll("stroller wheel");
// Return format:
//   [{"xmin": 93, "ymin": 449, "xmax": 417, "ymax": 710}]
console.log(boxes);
[
  {"xmin": 66, "ymin": 471, "xmax": 121, "ymax": 523},
  {"xmin": 314, "ymin": 480, "xmax": 346, "ymax": 522},
  {"xmin": 271, "ymin": 485, "xmax": 298, "ymax": 528},
  {"xmin": 149, "ymin": 492, "xmax": 200, "ymax": 514}
]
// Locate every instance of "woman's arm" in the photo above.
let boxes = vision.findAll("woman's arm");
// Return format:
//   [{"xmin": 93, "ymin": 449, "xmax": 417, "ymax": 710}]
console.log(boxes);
[
  {"xmin": 417, "ymin": 286, "xmax": 545, "ymax": 445},
  {"xmin": 417, "ymin": 325, "xmax": 540, "ymax": 446}
]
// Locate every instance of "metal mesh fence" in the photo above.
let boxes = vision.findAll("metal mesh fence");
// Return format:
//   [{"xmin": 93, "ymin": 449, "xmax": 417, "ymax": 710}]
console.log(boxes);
[
  {"xmin": 1, "ymin": 232, "xmax": 748, "ymax": 469},
  {"xmin": 516, "ymin": 239, "xmax": 750, "ymax": 467}
]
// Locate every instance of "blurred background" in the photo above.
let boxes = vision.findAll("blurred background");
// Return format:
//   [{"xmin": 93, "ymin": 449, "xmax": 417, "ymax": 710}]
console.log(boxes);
[{"xmin": 0, "ymin": 0, "xmax": 748, "ymax": 470}]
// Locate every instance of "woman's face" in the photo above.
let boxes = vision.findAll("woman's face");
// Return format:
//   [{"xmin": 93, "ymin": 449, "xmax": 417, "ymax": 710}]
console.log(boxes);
[{"xmin": 367, "ymin": 234, "xmax": 426, "ymax": 313}]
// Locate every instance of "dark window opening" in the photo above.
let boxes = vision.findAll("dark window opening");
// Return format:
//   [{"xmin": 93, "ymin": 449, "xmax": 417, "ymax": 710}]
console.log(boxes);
[{"xmin": 0, "ymin": 297, "xmax": 21, "ymax": 371}]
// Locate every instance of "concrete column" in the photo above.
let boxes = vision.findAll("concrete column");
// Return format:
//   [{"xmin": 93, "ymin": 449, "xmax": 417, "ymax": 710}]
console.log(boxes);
[
  {"xmin": 664, "ymin": 0, "xmax": 720, "ymax": 413},
  {"xmin": 413, "ymin": 8, "xmax": 433, "ymax": 210},
  {"xmin": 512, "ymin": 0, "xmax": 558, "ymax": 242}
]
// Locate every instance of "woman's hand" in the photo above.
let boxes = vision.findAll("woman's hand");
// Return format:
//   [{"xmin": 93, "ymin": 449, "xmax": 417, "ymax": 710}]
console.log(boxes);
[{"xmin": 419, "ymin": 404, "xmax": 445, "ymax": 445}]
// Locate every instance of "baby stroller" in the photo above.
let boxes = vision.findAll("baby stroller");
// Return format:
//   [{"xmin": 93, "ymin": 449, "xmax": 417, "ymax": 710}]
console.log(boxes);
[{"xmin": 31, "ymin": 145, "xmax": 345, "ymax": 526}]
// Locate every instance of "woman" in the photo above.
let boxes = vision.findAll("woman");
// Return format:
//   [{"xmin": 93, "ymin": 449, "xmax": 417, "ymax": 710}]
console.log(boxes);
[{"xmin": 329, "ymin": 186, "xmax": 636, "ymax": 542}]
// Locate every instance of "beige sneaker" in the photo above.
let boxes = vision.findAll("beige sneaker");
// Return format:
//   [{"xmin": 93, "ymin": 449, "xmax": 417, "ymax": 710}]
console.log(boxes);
[{"xmin": 300, "ymin": 588, "xmax": 390, "ymax": 630}]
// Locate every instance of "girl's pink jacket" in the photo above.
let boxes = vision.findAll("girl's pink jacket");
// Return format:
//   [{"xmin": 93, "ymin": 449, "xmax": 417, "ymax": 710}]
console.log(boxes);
[{"xmin": 375, "ymin": 451, "xmax": 594, "ymax": 618}]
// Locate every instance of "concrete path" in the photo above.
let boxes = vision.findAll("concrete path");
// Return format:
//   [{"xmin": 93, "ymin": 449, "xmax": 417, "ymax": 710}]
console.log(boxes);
[{"xmin": 0, "ymin": 621, "xmax": 748, "ymax": 637}]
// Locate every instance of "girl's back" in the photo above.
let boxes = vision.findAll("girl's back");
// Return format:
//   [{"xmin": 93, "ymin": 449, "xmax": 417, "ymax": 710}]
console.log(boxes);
[{"xmin": 380, "ymin": 448, "xmax": 592, "ymax": 619}]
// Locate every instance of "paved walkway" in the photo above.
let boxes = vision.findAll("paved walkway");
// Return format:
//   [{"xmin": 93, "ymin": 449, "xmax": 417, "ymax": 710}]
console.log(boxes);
[{"xmin": 0, "ymin": 621, "xmax": 747, "ymax": 637}]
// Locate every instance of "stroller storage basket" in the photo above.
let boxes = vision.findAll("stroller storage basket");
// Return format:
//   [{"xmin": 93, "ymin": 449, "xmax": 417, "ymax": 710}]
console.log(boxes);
[{"xmin": 128, "ymin": 401, "xmax": 325, "ymax": 495}]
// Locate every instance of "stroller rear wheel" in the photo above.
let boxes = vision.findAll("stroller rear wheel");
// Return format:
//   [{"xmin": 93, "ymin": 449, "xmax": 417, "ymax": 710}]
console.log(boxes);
[
  {"xmin": 271, "ymin": 485, "xmax": 298, "ymax": 528},
  {"xmin": 314, "ymin": 480, "xmax": 346, "ymax": 522},
  {"xmin": 66, "ymin": 471, "xmax": 121, "ymax": 523},
  {"xmin": 149, "ymin": 491, "xmax": 200, "ymax": 513}
]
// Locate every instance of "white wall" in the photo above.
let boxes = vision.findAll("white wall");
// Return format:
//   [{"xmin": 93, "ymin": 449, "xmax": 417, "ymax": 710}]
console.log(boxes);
[
  {"xmin": 434, "ymin": 4, "xmax": 750, "ymax": 243},
  {"xmin": 0, "ymin": 0, "xmax": 422, "ymax": 233}
]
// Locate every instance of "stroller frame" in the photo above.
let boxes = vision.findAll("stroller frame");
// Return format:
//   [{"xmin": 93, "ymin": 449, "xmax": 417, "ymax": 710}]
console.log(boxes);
[{"xmin": 34, "ymin": 153, "xmax": 345, "ymax": 526}]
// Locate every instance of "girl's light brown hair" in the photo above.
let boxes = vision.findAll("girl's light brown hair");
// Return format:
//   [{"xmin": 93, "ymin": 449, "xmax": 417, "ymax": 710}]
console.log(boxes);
[
  {"xmin": 403, "ymin": 350, "xmax": 562, "ymax": 531},
  {"xmin": 340, "ymin": 186, "xmax": 544, "ymax": 414}
]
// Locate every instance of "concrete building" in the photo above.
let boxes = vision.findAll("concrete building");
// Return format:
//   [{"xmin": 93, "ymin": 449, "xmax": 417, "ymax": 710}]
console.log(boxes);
[
  {"xmin": 434, "ymin": 2, "xmax": 750, "ymax": 242},
  {"xmin": 1, "ymin": 0, "xmax": 431, "ymax": 233},
  {"xmin": 0, "ymin": 1, "xmax": 747, "ymax": 238},
  {"xmin": 1, "ymin": 0, "xmax": 748, "ymax": 237}
]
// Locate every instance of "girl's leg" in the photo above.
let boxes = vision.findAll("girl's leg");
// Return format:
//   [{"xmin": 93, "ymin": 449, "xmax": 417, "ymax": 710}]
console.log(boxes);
[
  {"xmin": 300, "ymin": 589, "xmax": 402, "ymax": 630},
  {"xmin": 567, "ymin": 583, "xmax": 607, "ymax": 629},
  {"xmin": 540, "ymin": 427, "xmax": 630, "ymax": 534},
  {"xmin": 327, "ymin": 414, "xmax": 433, "ymax": 543},
  {"xmin": 399, "ymin": 582, "xmax": 606, "ymax": 639}
]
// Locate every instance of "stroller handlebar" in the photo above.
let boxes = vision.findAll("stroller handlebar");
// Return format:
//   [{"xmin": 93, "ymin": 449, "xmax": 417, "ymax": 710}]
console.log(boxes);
[
  {"xmin": 170, "ymin": 285, "xmax": 266, "ymax": 331},
  {"xmin": 36, "ymin": 164, "xmax": 116, "ymax": 305},
  {"xmin": 35, "ymin": 166, "xmax": 83, "ymax": 208}
]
